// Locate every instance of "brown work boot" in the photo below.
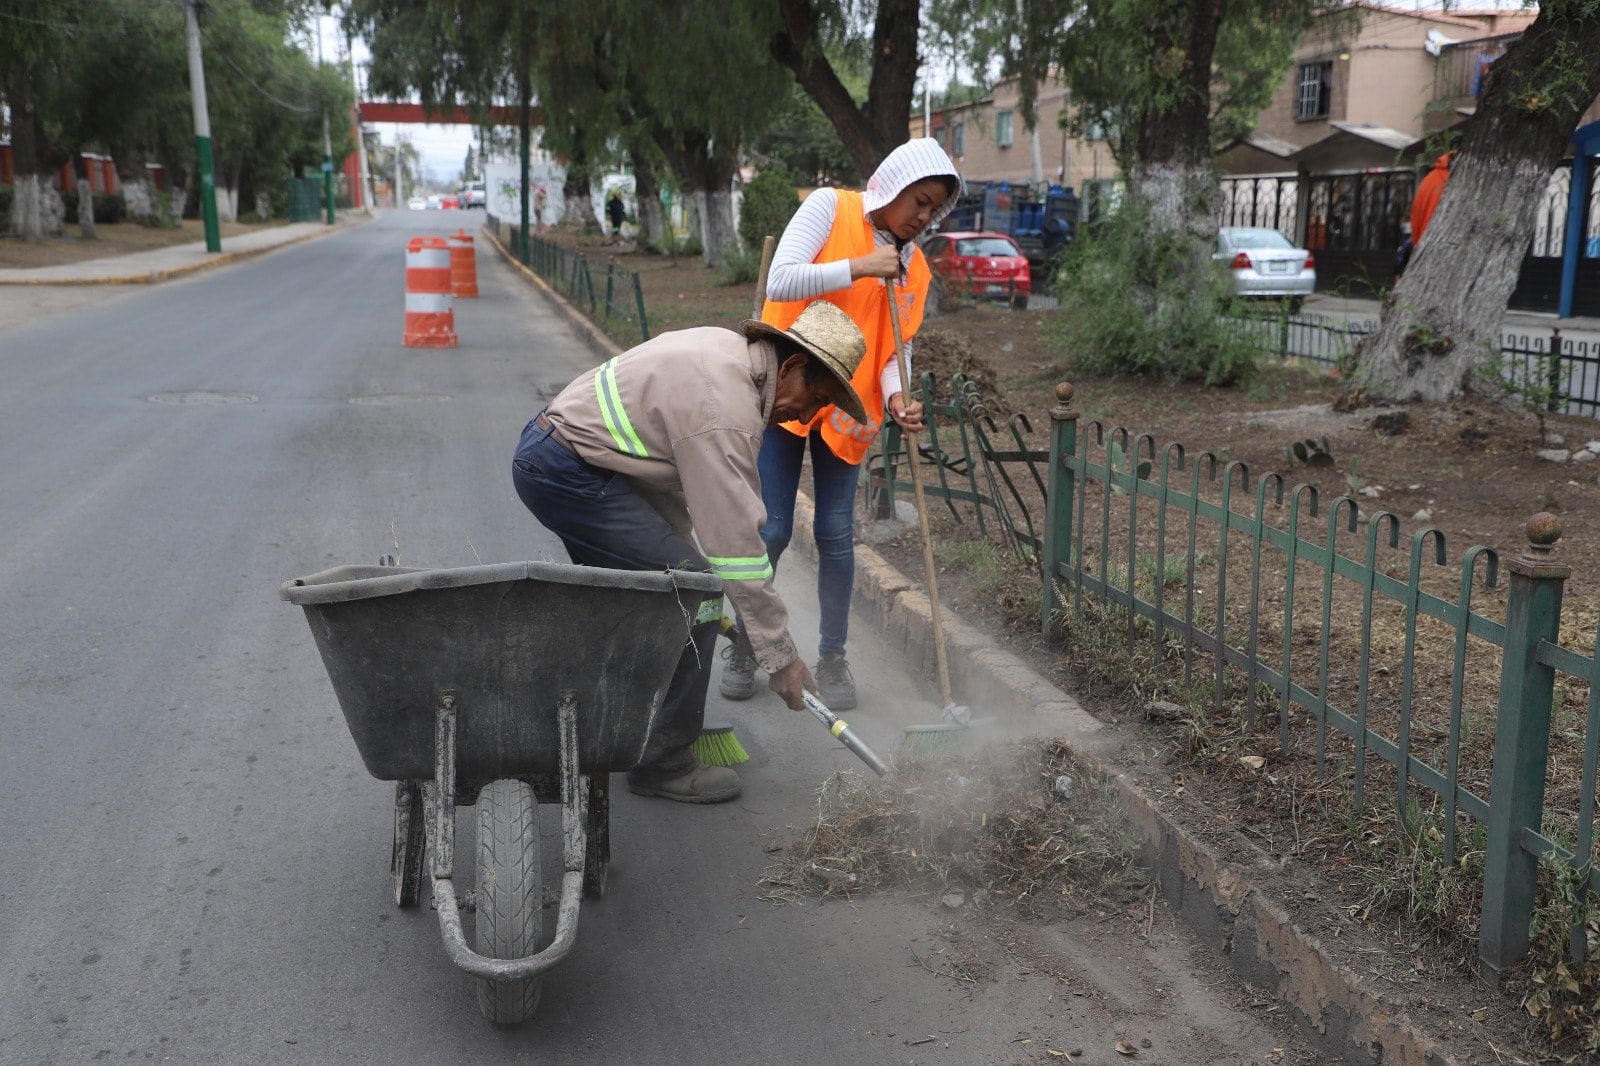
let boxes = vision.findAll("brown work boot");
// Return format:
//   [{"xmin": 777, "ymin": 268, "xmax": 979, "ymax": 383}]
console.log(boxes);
[
  {"xmin": 814, "ymin": 652, "xmax": 857, "ymax": 711},
  {"xmin": 627, "ymin": 761, "xmax": 743, "ymax": 804}
]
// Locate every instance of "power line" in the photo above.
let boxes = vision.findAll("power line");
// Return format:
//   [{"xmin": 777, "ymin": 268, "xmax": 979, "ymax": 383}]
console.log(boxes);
[{"xmin": 199, "ymin": 22, "xmax": 316, "ymax": 113}]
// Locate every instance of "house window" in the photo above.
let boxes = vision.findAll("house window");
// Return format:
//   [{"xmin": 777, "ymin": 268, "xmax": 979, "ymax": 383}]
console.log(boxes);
[
  {"xmin": 996, "ymin": 110, "xmax": 1014, "ymax": 148},
  {"xmin": 951, "ymin": 121, "xmax": 965, "ymax": 157},
  {"xmin": 1295, "ymin": 61, "xmax": 1331, "ymax": 120}
]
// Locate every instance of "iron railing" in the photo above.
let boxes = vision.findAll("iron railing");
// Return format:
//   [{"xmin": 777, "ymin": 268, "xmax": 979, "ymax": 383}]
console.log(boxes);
[
  {"xmin": 1032, "ymin": 382, "xmax": 1600, "ymax": 976},
  {"xmin": 486, "ymin": 215, "xmax": 650, "ymax": 345}
]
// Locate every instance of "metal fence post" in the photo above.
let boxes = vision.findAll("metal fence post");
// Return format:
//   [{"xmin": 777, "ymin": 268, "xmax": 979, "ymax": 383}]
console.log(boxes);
[
  {"xmin": 1548, "ymin": 327, "xmax": 1563, "ymax": 413},
  {"xmin": 1041, "ymin": 382, "xmax": 1078, "ymax": 638},
  {"xmin": 1479, "ymin": 512, "xmax": 1568, "ymax": 979},
  {"xmin": 633, "ymin": 273, "xmax": 650, "ymax": 342}
]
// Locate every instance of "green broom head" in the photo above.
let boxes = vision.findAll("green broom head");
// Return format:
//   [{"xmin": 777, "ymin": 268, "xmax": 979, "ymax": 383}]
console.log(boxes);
[
  {"xmin": 693, "ymin": 722, "xmax": 750, "ymax": 767},
  {"xmin": 898, "ymin": 715, "xmax": 998, "ymax": 760}
]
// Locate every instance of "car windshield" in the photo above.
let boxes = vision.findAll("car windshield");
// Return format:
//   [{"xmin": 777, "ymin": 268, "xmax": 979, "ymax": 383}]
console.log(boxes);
[
  {"xmin": 1226, "ymin": 230, "xmax": 1293, "ymax": 250},
  {"xmin": 955, "ymin": 238, "xmax": 1019, "ymax": 257}
]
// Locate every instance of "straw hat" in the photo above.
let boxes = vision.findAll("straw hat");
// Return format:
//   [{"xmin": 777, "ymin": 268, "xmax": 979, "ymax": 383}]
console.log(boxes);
[{"xmin": 741, "ymin": 302, "xmax": 870, "ymax": 424}]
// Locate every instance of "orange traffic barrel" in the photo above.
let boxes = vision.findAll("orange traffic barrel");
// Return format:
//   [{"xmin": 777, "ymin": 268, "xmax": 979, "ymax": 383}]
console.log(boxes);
[
  {"xmin": 404, "ymin": 237, "xmax": 458, "ymax": 348},
  {"xmin": 449, "ymin": 229, "xmax": 479, "ymax": 298}
]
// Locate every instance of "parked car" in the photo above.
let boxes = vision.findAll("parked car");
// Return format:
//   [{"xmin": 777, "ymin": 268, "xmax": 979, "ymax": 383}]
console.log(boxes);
[
  {"xmin": 1215, "ymin": 227, "xmax": 1315, "ymax": 308},
  {"xmin": 425, "ymin": 194, "xmax": 442, "ymax": 210},
  {"xmin": 407, "ymin": 196, "xmax": 426, "ymax": 211},
  {"xmin": 462, "ymin": 181, "xmax": 486, "ymax": 209},
  {"xmin": 440, "ymin": 194, "xmax": 460, "ymax": 210},
  {"xmin": 922, "ymin": 231, "xmax": 1032, "ymax": 309}
]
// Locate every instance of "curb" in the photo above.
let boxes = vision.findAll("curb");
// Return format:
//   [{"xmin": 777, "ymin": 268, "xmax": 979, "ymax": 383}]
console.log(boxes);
[
  {"xmin": 0, "ymin": 215, "xmax": 369, "ymax": 287},
  {"xmin": 484, "ymin": 220, "xmax": 1453, "ymax": 1063},
  {"xmin": 786, "ymin": 494, "xmax": 1454, "ymax": 1066},
  {"xmin": 479, "ymin": 223, "xmax": 619, "ymax": 363}
]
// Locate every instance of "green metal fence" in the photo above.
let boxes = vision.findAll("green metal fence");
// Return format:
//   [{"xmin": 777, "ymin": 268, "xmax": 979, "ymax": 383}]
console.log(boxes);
[
  {"xmin": 486, "ymin": 215, "xmax": 650, "ymax": 345},
  {"xmin": 284, "ymin": 177, "xmax": 322, "ymax": 223},
  {"xmin": 1034, "ymin": 381, "xmax": 1600, "ymax": 976}
]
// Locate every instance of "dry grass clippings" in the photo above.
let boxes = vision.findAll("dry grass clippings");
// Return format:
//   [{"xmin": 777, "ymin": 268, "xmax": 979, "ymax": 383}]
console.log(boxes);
[{"xmin": 763, "ymin": 739, "xmax": 1147, "ymax": 920}]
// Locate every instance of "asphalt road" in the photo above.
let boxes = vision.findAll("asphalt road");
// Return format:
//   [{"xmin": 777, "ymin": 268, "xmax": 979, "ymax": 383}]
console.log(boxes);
[{"xmin": 0, "ymin": 212, "xmax": 1328, "ymax": 1065}]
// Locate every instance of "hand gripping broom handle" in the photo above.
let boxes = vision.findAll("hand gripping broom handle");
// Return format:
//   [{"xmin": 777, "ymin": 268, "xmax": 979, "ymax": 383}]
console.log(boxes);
[{"xmin": 884, "ymin": 278, "xmax": 954, "ymax": 709}]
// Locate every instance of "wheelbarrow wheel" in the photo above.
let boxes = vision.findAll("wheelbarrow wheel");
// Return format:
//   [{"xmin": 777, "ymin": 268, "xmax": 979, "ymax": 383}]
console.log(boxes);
[
  {"xmin": 583, "ymin": 774, "xmax": 609, "ymax": 899},
  {"xmin": 391, "ymin": 781, "xmax": 425, "ymax": 908},
  {"xmin": 474, "ymin": 778, "xmax": 542, "ymax": 1024}
]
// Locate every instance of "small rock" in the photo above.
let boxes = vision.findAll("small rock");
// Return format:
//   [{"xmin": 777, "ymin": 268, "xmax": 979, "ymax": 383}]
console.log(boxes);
[
  {"xmin": 1575, "ymin": 450, "xmax": 1596, "ymax": 464},
  {"xmin": 941, "ymin": 891, "xmax": 966, "ymax": 910},
  {"xmin": 1370, "ymin": 411, "xmax": 1408, "ymax": 436},
  {"xmin": 1001, "ymin": 341, "xmax": 1015, "ymax": 352},
  {"xmin": 1586, "ymin": 441, "xmax": 1600, "ymax": 453},
  {"xmin": 1239, "ymin": 755, "xmax": 1267, "ymax": 770},
  {"xmin": 1407, "ymin": 483, "xmax": 1422, "ymax": 491},
  {"xmin": 1544, "ymin": 432, "xmax": 1567, "ymax": 446},
  {"xmin": 1360, "ymin": 486, "xmax": 1381, "ymax": 499},
  {"xmin": 1054, "ymin": 775, "xmax": 1075, "ymax": 799},
  {"xmin": 1413, "ymin": 509, "xmax": 1432, "ymax": 522},
  {"xmin": 1538, "ymin": 449, "xmax": 1571, "ymax": 463},
  {"xmin": 1141, "ymin": 1039, "xmax": 1153, "ymax": 1049},
  {"xmin": 1146, "ymin": 700, "xmax": 1185, "ymax": 720}
]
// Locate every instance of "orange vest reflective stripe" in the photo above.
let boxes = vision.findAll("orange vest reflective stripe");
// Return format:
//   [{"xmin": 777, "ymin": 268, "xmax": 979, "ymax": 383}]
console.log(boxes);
[{"xmin": 762, "ymin": 189, "xmax": 931, "ymax": 465}]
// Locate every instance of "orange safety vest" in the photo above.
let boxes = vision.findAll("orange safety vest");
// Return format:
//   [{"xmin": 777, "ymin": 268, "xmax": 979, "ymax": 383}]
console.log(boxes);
[{"xmin": 763, "ymin": 189, "xmax": 931, "ymax": 465}]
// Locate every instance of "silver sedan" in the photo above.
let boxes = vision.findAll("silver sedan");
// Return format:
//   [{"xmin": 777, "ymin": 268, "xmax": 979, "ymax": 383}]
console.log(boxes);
[{"xmin": 1215, "ymin": 227, "xmax": 1316, "ymax": 307}]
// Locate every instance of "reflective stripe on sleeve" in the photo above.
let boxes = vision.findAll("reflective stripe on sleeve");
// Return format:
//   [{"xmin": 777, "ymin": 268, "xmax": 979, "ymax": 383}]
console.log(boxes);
[
  {"xmin": 707, "ymin": 554, "xmax": 774, "ymax": 581},
  {"xmin": 593, "ymin": 358, "xmax": 648, "ymax": 458}
]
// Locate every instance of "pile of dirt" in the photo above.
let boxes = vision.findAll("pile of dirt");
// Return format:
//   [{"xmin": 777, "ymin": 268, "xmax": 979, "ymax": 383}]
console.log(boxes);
[
  {"xmin": 764, "ymin": 739, "xmax": 1146, "ymax": 918},
  {"xmin": 914, "ymin": 328, "xmax": 1012, "ymax": 417}
]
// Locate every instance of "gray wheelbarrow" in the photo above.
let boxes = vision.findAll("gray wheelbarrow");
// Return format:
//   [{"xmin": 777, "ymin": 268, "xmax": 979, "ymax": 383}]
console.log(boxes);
[{"xmin": 281, "ymin": 558, "xmax": 722, "ymax": 1024}]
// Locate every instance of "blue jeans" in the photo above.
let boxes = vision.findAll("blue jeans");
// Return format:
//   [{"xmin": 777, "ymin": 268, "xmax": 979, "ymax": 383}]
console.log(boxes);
[
  {"xmin": 757, "ymin": 426, "xmax": 861, "ymax": 657},
  {"xmin": 512, "ymin": 415, "xmax": 716, "ymax": 776}
]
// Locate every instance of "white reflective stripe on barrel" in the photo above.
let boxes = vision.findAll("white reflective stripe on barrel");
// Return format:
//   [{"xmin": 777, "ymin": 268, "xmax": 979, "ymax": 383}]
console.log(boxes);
[
  {"xmin": 406, "ymin": 247, "xmax": 451, "ymax": 270},
  {"xmin": 405, "ymin": 292, "xmax": 452, "ymax": 314}
]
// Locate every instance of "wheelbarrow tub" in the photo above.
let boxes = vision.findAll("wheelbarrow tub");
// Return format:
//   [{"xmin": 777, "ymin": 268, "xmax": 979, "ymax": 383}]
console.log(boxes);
[{"xmin": 281, "ymin": 561, "xmax": 722, "ymax": 780}]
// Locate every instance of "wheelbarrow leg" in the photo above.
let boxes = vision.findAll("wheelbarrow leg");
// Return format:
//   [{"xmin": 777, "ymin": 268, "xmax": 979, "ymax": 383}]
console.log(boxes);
[
  {"xmin": 584, "ymin": 774, "xmax": 610, "ymax": 899},
  {"xmin": 391, "ymin": 781, "xmax": 426, "ymax": 908}
]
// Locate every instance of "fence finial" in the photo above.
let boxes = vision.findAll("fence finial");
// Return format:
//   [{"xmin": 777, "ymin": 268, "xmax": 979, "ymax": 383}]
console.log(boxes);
[
  {"xmin": 1054, "ymin": 381, "xmax": 1075, "ymax": 408},
  {"xmin": 1526, "ymin": 512, "xmax": 1562, "ymax": 551}
]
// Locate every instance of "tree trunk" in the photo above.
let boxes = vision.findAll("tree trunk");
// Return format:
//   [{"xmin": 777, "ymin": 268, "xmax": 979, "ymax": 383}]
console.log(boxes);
[
  {"xmin": 7, "ymin": 65, "xmax": 46, "ymax": 242},
  {"xmin": 634, "ymin": 158, "xmax": 666, "ymax": 248},
  {"xmin": 771, "ymin": 0, "xmax": 920, "ymax": 176},
  {"xmin": 76, "ymin": 177, "xmax": 97, "ymax": 240},
  {"xmin": 1355, "ymin": 7, "xmax": 1600, "ymax": 402}
]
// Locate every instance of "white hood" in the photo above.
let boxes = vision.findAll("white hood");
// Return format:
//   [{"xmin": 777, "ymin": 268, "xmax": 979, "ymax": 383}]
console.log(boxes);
[{"xmin": 862, "ymin": 138, "xmax": 963, "ymax": 236}]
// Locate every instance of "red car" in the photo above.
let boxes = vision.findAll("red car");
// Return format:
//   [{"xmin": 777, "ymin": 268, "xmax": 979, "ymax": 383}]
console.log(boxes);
[
  {"xmin": 922, "ymin": 231, "xmax": 1032, "ymax": 308},
  {"xmin": 440, "ymin": 195, "xmax": 460, "ymax": 210}
]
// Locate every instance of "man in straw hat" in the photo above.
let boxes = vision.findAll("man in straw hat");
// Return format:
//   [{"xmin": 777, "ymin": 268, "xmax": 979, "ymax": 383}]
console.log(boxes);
[{"xmin": 512, "ymin": 302, "xmax": 869, "ymax": 803}]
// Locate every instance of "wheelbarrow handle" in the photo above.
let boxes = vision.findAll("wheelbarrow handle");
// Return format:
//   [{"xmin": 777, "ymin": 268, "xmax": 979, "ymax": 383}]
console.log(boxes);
[{"xmin": 803, "ymin": 692, "xmax": 891, "ymax": 777}]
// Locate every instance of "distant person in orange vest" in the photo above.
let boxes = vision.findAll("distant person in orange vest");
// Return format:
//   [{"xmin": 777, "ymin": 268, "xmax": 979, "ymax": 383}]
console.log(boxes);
[
  {"xmin": 720, "ymin": 138, "xmax": 963, "ymax": 711},
  {"xmin": 533, "ymin": 185, "xmax": 548, "ymax": 232},
  {"xmin": 1411, "ymin": 151, "xmax": 1455, "ymax": 248}
]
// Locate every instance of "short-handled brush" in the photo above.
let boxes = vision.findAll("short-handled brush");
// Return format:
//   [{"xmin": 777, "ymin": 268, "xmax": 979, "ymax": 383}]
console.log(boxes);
[{"xmin": 883, "ymin": 278, "xmax": 995, "ymax": 759}]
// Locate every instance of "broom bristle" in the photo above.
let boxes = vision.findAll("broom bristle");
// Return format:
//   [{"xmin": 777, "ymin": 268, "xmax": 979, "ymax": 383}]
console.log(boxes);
[
  {"xmin": 898, "ymin": 718, "xmax": 997, "ymax": 760},
  {"xmin": 692, "ymin": 727, "xmax": 750, "ymax": 767}
]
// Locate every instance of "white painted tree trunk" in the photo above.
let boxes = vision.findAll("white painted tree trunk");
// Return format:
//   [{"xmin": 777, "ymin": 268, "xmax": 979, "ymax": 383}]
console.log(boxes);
[
  {"xmin": 1130, "ymin": 161, "xmax": 1219, "ymax": 316},
  {"xmin": 701, "ymin": 187, "xmax": 739, "ymax": 266},
  {"xmin": 11, "ymin": 174, "xmax": 43, "ymax": 242},
  {"xmin": 121, "ymin": 179, "xmax": 156, "ymax": 222},
  {"xmin": 638, "ymin": 193, "xmax": 666, "ymax": 248},
  {"xmin": 76, "ymin": 179, "xmax": 97, "ymax": 240},
  {"xmin": 682, "ymin": 192, "xmax": 704, "ymax": 254},
  {"xmin": 1355, "ymin": 156, "xmax": 1560, "ymax": 402}
]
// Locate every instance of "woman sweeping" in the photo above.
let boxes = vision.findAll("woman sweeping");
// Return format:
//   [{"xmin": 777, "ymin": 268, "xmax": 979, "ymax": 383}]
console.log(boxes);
[{"xmin": 722, "ymin": 138, "xmax": 962, "ymax": 711}]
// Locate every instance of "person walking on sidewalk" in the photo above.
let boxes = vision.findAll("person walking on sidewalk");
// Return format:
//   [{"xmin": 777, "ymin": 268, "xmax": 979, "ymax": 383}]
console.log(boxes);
[
  {"xmin": 720, "ymin": 138, "xmax": 963, "ymax": 711},
  {"xmin": 512, "ymin": 303, "xmax": 870, "ymax": 803}
]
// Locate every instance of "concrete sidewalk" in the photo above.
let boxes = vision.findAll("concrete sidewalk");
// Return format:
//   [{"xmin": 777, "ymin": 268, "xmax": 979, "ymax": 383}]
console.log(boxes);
[
  {"xmin": 1305, "ymin": 290, "xmax": 1600, "ymax": 335},
  {"xmin": 0, "ymin": 213, "xmax": 366, "ymax": 286}
]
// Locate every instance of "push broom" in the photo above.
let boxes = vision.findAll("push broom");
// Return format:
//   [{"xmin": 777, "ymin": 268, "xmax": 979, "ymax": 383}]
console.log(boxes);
[
  {"xmin": 692, "ymin": 235, "xmax": 780, "ymax": 770},
  {"xmin": 883, "ymin": 277, "xmax": 994, "ymax": 758}
]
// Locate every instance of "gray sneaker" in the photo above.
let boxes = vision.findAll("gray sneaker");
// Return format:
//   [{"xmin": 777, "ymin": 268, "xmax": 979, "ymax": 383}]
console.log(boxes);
[
  {"xmin": 719, "ymin": 642, "xmax": 758, "ymax": 701},
  {"xmin": 814, "ymin": 652, "xmax": 858, "ymax": 711},
  {"xmin": 627, "ymin": 762, "xmax": 743, "ymax": 804}
]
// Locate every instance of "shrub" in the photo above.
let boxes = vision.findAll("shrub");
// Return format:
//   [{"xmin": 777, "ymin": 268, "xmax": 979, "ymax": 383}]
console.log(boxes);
[
  {"xmin": 738, "ymin": 170, "xmax": 799, "ymax": 251},
  {"xmin": 1049, "ymin": 200, "xmax": 1258, "ymax": 386},
  {"xmin": 718, "ymin": 245, "xmax": 761, "ymax": 286},
  {"xmin": 63, "ymin": 191, "xmax": 129, "ymax": 225}
]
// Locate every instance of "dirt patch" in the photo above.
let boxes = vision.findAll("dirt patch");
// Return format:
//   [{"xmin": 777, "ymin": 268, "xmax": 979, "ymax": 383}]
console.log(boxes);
[
  {"xmin": 0, "ymin": 219, "xmax": 289, "ymax": 269},
  {"xmin": 914, "ymin": 328, "xmax": 1011, "ymax": 415}
]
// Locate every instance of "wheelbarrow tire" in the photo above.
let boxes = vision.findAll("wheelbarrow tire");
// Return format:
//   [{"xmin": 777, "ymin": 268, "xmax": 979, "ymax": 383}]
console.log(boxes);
[
  {"xmin": 392, "ymin": 781, "xmax": 426, "ymax": 908},
  {"xmin": 474, "ymin": 778, "xmax": 542, "ymax": 1024}
]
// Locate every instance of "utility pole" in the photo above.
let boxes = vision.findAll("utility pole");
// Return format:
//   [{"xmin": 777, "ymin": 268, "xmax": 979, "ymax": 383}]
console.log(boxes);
[
  {"xmin": 183, "ymin": 0, "xmax": 222, "ymax": 252},
  {"xmin": 394, "ymin": 132, "xmax": 404, "ymax": 210},
  {"xmin": 316, "ymin": 16, "xmax": 336, "ymax": 225},
  {"xmin": 346, "ymin": 23, "xmax": 374, "ymax": 215}
]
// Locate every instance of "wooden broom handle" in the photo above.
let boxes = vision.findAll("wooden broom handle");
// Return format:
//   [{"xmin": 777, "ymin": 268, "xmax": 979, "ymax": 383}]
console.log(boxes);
[
  {"xmin": 753, "ymin": 235, "xmax": 776, "ymax": 320},
  {"xmin": 885, "ymin": 278, "xmax": 954, "ymax": 708}
]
